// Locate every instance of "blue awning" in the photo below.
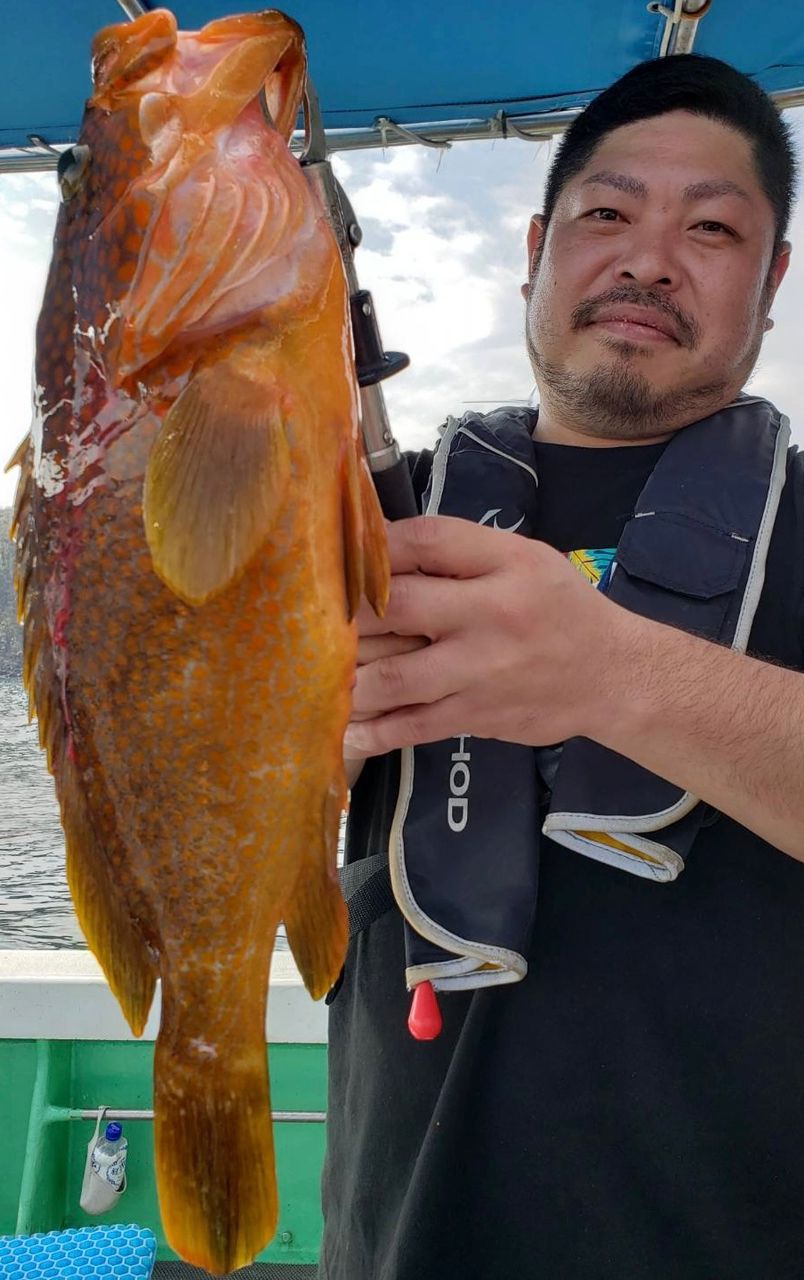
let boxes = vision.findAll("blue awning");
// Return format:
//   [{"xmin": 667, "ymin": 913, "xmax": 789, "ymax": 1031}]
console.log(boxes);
[{"xmin": 3, "ymin": 1, "xmax": 804, "ymax": 152}]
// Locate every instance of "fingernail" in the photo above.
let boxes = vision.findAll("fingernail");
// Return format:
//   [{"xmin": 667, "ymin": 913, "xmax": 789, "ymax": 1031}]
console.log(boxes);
[{"xmin": 343, "ymin": 725, "xmax": 369, "ymax": 753}]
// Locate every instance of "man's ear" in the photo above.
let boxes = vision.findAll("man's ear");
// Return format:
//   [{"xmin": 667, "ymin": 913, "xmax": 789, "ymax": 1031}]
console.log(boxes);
[
  {"xmin": 521, "ymin": 214, "xmax": 545, "ymax": 300},
  {"xmin": 767, "ymin": 239, "xmax": 792, "ymax": 307}
]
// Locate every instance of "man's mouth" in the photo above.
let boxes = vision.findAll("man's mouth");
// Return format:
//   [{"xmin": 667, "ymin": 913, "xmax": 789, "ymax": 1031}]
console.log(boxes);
[{"xmin": 587, "ymin": 305, "xmax": 680, "ymax": 344}]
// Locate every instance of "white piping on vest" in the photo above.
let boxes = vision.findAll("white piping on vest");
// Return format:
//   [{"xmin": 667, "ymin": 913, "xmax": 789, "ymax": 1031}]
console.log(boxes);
[{"xmin": 387, "ymin": 414, "xmax": 532, "ymax": 990}]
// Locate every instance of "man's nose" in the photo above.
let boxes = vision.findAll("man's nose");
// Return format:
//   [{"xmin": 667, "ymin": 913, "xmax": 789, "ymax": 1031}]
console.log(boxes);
[{"xmin": 613, "ymin": 226, "xmax": 679, "ymax": 290}]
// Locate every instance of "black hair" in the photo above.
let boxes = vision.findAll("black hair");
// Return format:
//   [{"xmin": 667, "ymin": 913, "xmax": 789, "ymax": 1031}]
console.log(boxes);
[{"xmin": 542, "ymin": 54, "xmax": 797, "ymax": 259}]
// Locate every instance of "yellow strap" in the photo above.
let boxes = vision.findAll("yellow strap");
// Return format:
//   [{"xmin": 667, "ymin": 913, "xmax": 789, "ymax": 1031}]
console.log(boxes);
[{"xmin": 575, "ymin": 829, "xmax": 661, "ymax": 866}]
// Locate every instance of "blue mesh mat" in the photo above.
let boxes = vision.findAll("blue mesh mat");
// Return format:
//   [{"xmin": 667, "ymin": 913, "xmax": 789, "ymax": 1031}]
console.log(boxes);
[{"xmin": 0, "ymin": 1225, "xmax": 156, "ymax": 1278}]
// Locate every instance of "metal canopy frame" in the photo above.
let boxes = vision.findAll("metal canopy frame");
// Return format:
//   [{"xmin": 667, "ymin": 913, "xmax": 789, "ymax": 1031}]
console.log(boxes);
[{"xmin": 2, "ymin": 0, "xmax": 804, "ymax": 175}]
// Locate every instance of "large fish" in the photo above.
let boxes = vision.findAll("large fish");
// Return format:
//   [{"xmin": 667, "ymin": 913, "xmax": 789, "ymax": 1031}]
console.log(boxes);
[{"xmin": 7, "ymin": 8, "xmax": 388, "ymax": 1273}]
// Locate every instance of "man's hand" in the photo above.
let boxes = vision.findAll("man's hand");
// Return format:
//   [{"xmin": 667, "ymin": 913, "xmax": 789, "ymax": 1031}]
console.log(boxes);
[
  {"xmin": 343, "ymin": 515, "xmax": 631, "ymax": 759},
  {"xmin": 342, "ymin": 514, "xmax": 804, "ymax": 858},
  {"xmin": 343, "ymin": 599, "xmax": 429, "ymax": 786}
]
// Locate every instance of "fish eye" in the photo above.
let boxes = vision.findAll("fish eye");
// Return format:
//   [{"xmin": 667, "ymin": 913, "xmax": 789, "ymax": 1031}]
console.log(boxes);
[{"xmin": 57, "ymin": 144, "xmax": 91, "ymax": 201}]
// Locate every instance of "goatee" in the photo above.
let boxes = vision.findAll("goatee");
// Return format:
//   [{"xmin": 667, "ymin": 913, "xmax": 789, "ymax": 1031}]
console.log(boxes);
[
  {"xmin": 528, "ymin": 336, "xmax": 735, "ymax": 440},
  {"xmin": 525, "ymin": 277, "xmax": 769, "ymax": 440}
]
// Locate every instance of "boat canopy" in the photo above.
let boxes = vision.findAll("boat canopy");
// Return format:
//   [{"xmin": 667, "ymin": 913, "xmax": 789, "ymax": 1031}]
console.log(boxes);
[{"xmin": 3, "ymin": 0, "xmax": 804, "ymax": 169}]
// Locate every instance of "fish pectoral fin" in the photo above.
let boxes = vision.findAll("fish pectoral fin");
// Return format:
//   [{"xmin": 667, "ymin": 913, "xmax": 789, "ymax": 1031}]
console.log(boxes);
[
  {"xmin": 283, "ymin": 782, "xmax": 349, "ymax": 1000},
  {"xmin": 340, "ymin": 446, "xmax": 390, "ymax": 621},
  {"xmin": 144, "ymin": 361, "xmax": 291, "ymax": 606}
]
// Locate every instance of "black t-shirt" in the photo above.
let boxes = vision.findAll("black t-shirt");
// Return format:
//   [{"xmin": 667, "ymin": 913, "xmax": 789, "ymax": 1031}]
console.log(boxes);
[{"xmin": 320, "ymin": 429, "xmax": 804, "ymax": 1280}]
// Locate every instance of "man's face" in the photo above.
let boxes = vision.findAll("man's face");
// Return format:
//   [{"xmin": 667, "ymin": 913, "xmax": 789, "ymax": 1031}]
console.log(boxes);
[{"xmin": 525, "ymin": 110, "xmax": 790, "ymax": 440}]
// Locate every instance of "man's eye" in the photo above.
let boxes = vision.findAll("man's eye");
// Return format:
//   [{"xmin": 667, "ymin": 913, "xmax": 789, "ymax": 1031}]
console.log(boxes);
[
  {"xmin": 587, "ymin": 208, "xmax": 621, "ymax": 222},
  {"xmin": 696, "ymin": 220, "xmax": 734, "ymax": 235}
]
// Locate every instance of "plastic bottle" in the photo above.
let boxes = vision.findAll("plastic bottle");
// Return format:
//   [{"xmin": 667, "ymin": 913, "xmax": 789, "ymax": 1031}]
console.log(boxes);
[{"xmin": 91, "ymin": 1121, "xmax": 128, "ymax": 1192}]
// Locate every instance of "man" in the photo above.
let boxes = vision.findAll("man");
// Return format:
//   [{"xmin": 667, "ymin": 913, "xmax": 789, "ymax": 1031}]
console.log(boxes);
[{"xmin": 320, "ymin": 53, "xmax": 804, "ymax": 1280}]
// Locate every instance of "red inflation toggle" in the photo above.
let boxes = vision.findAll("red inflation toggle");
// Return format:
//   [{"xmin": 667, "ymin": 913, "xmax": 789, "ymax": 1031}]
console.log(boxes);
[{"xmin": 408, "ymin": 981, "xmax": 443, "ymax": 1040}]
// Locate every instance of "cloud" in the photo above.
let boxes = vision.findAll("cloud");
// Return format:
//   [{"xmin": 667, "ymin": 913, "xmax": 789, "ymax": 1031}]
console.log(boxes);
[
  {"xmin": 331, "ymin": 139, "xmax": 548, "ymax": 454},
  {"xmin": 744, "ymin": 170, "xmax": 804, "ymax": 446},
  {"xmin": 0, "ymin": 175, "xmax": 58, "ymax": 503}
]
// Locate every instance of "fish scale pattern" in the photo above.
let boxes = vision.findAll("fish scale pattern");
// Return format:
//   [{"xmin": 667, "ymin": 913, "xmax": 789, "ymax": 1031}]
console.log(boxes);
[{"xmin": 0, "ymin": 1225, "xmax": 156, "ymax": 1278}]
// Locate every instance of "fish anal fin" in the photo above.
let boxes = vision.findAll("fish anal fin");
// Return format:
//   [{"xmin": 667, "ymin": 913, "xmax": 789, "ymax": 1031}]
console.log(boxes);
[
  {"xmin": 144, "ymin": 359, "xmax": 291, "ymax": 606},
  {"xmin": 284, "ymin": 781, "xmax": 348, "ymax": 999},
  {"xmin": 358, "ymin": 456, "xmax": 390, "ymax": 618}
]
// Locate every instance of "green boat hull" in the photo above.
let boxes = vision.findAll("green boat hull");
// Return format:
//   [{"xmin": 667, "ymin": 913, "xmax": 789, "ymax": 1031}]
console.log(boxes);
[{"xmin": 1, "ymin": 952, "xmax": 328, "ymax": 1267}]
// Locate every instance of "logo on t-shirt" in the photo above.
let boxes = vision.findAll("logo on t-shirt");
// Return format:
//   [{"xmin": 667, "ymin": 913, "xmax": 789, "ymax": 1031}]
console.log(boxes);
[{"xmin": 567, "ymin": 547, "xmax": 616, "ymax": 591}]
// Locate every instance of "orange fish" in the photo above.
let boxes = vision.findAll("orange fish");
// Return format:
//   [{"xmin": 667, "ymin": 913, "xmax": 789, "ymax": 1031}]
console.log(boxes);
[{"xmin": 7, "ymin": 8, "xmax": 388, "ymax": 1273}]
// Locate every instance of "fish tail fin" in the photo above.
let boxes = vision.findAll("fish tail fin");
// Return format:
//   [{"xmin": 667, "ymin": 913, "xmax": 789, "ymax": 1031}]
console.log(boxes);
[
  {"xmin": 284, "ymin": 781, "xmax": 348, "ymax": 999},
  {"xmin": 154, "ymin": 962, "xmax": 277, "ymax": 1274}
]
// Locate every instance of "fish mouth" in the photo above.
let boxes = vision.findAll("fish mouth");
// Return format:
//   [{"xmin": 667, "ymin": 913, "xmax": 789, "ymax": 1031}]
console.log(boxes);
[
  {"xmin": 92, "ymin": 11, "xmax": 178, "ymax": 100},
  {"xmin": 198, "ymin": 12, "xmax": 307, "ymax": 141},
  {"xmin": 258, "ymin": 41, "xmax": 306, "ymax": 142}
]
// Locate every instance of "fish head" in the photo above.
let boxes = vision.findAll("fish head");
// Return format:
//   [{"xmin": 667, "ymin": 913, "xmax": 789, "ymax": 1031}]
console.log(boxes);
[
  {"xmin": 92, "ymin": 9, "xmax": 306, "ymax": 150},
  {"xmin": 60, "ymin": 9, "xmax": 320, "ymax": 389}
]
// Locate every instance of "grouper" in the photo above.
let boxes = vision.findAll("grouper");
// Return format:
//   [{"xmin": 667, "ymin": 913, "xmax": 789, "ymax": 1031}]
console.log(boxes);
[{"xmin": 7, "ymin": 8, "xmax": 388, "ymax": 1272}]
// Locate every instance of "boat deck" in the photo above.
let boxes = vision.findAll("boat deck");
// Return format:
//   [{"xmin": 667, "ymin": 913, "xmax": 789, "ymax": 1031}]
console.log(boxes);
[{"xmin": 152, "ymin": 1266, "xmax": 317, "ymax": 1278}]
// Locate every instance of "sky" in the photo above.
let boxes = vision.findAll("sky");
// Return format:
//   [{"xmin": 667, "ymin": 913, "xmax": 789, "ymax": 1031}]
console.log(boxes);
[{"xmin": 2, "ymin": 110, "xmax": 804, "ymax": 507}]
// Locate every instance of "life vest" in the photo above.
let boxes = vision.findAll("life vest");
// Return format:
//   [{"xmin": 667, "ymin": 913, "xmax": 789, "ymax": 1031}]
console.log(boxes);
[{"xmin": 346, "ymin": 395, "xmax": 790, "ymax": 997}]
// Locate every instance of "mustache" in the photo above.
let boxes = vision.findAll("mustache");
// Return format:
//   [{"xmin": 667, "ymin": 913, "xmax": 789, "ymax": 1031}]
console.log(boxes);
[{"xmin": 571, "ymin": 288, "xmax": 700, "ymax": 348}]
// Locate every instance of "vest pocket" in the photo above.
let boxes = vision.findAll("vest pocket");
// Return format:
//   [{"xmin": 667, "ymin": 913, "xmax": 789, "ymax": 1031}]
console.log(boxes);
[{"xmin": 612, "ymin": 512, "xmax": 748, "ymax": 640}]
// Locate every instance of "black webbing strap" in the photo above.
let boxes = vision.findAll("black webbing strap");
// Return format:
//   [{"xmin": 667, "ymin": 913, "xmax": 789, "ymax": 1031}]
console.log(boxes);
[
  {"xmin": 339, "ymin": 852, "xmax": 395, "ymax": 939},
  {"xmin": 326, "ymin": 854, "xmax": 396, "ymax": 1006}
]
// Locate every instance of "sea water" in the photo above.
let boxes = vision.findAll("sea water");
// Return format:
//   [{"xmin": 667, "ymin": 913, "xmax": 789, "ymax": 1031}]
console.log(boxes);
[{"xmin": 0, "ymin": 675, "xmax": 81, "ymax": 947}]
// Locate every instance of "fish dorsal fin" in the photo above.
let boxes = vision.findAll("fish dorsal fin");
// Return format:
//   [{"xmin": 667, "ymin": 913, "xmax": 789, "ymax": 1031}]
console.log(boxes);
[
  {"xmin": 10, "ymin": 453, "xmax": 158, "ymax": 1035},
  {"xmin": 5, "ymin": 432, "xmax": 31, "ymax": 476},
  {"xmin": 144, "ymin": 358, "xmax": 291, "ymax": 606}
]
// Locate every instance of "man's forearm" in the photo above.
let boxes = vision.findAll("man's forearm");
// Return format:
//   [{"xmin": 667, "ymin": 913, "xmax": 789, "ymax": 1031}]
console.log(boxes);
[{"xmin": 590, "ymin": 611, "xmax": 804, "ymax": 859}]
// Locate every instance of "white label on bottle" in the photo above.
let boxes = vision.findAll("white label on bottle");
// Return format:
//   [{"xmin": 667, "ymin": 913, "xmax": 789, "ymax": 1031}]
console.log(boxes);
[{"xmin": 91, "ymin": 1146, "xmax": 126, "ymax": 1192}]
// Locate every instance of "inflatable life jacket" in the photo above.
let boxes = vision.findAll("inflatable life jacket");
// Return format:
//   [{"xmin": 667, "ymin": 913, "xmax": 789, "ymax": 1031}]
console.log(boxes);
[{"xmin": 339, "ymin": 395, "xmax": 790, "ymax": 1000}]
